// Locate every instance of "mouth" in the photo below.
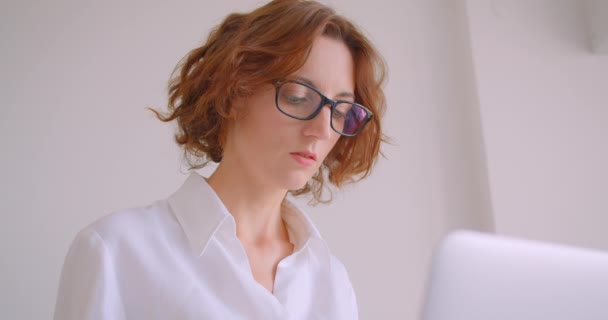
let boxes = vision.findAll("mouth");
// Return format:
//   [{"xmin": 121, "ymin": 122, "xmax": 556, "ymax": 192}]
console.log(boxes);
[
  {"xmin": 290, "ymin": 151, "xmax": 317, "ymax": 161},
  {"xmin": 289, "ymin": 151, "xmax": 317, "ymax": 167}
]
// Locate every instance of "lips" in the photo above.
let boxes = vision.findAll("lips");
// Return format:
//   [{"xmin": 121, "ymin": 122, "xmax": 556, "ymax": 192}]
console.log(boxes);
[
  {"xmin": 289, "ymin": 151, "xmax": 317, "ymax": 167},
  {"xmin": 290, "ymin": 151, "xmax": 317, "ymax": 161}
]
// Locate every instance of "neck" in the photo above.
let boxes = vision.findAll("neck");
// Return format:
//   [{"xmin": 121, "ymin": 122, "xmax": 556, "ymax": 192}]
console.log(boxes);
[{"xmin": 207, "ymin": 160, "xmax": 289, "ymax": 244}]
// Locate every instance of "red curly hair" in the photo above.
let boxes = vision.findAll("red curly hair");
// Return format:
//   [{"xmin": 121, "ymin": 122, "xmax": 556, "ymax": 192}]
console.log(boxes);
[{"xmin": 152, "ymin": 0, "xmax": 387, "ymax": 202}]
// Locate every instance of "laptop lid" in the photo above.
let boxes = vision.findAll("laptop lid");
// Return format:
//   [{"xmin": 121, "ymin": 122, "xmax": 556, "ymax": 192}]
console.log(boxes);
[{"xmin": 421, "ymin": 230, "xmax": 608, "ymax": 320}]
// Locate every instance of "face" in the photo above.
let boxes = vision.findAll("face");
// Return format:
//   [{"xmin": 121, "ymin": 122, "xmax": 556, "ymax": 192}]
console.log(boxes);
[{"xmin": 223, "ymin": 35, "xmax": 355, "ymax": 191}]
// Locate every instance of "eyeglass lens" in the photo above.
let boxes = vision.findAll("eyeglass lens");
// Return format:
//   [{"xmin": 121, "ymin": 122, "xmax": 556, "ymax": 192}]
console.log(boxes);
[{"xmin": 277, "ymin": 82, "xmax": 368, "ymax": 135}]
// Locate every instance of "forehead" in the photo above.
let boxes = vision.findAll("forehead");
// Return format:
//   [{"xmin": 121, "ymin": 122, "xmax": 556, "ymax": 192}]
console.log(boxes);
[{"xmin": 291, "ymin": 36, "xmax": 355, "ymax": 96}]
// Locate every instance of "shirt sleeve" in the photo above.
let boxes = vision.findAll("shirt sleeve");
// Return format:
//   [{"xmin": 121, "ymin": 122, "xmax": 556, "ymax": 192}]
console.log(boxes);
[
  {"xmin": 346, "ymin": 280, "xmax": 359, "ymax": 320},
  {"xmin": 54, "ymin": 227, "xmax": 126, "ymax": 320},
  {"xmin": 330, "ymin": 255, "xmax": 359, "ymax": 320}
]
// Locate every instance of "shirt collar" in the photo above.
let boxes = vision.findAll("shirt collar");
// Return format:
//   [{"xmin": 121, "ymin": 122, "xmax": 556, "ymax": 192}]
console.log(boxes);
[
  {"xmin": 168, "ymin": 172, "xmax": 231, "ymax": 256},
  {"xmin": 281, "ymin": 199, "xmax": 323, "ymax": 250},
  {"xmin": 167, "ymin": 171, "xmax": 328, "ymax": 259}
]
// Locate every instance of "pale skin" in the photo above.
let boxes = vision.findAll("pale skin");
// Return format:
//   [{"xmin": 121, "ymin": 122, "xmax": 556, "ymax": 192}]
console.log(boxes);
[{"xmin": 207, "ymin": 35, "xmax": 355, "ymax": 293}]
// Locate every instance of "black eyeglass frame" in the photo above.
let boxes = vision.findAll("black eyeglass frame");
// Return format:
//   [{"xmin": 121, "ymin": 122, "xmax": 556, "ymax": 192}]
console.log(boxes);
[{"xmin": 274, "ymin": 80, "xmax": 373, "ymax": 137}]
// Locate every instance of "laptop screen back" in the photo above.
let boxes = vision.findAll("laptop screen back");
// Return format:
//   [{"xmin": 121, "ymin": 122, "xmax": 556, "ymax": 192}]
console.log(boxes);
[{"xmin": 421, "ymin": 230, "xmax": 608, "ymax": 320}]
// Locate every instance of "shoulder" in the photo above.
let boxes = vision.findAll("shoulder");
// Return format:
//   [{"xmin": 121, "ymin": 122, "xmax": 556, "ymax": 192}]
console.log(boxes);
[
  {"xmin": 76, "ymin": 200, "xmax": 178, "ymax": 251},
  {"xmin": 329, "ymin": 254, "xmax": 350, "ymax": 277},
  {"xmin": 54, "ymin": 204, "xmax": 175, "ymax": 320},
  {"xmin": 314, "ymin": 253, "xmax": 358, "ymax": 319},
  {"xmin": 327, "ymin": 253, "xmax": 356, "ymax": 293}
]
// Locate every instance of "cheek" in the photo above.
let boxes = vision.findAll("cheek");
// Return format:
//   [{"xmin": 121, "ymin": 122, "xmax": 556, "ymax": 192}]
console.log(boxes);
[
  {"xmin": 236, "ymin": 101, "xmax": 279, "ymax": 135},
  {"xmin": 238, "ymin": 107, "xmax": 293, "ymax": 152}
]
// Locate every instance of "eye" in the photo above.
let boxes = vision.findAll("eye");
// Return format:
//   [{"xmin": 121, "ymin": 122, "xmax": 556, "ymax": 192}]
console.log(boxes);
[
  {"xmin": 285, "ymin": 95, "xmax": 308, "ymax": 105},
  {"xmin": 332, "ymin": 109, "xmax": 346, "ymax": 119},
  {"xmin": 333, "ymin": 103, "xmax": 354, "ymax": 120}
]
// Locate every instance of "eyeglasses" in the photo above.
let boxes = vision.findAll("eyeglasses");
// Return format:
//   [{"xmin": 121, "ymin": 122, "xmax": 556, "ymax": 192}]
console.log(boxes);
[{"xmin": 274, "ymin": 80, "xmax": 373, "ymax": 137}]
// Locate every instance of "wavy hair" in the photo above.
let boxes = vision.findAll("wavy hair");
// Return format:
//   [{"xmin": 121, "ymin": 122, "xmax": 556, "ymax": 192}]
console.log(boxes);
[{"xmin": 151, "ymin": 0, "xmax": 387, "ymax": 203}]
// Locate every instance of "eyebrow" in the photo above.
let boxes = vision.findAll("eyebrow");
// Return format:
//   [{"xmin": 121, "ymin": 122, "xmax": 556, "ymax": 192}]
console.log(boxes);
[{"xmin": 293, "ymin": 76, "xmax": 355, "ymax": 100}]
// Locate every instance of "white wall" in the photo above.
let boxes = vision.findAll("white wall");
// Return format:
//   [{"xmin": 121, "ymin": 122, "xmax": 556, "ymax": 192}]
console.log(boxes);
[
  {"xmin": 3, "ymin": 0, "xmax": 606, "ymax": 319},
  {"xmin": 466, "ymin": 0, "xmax": 608, "ymax": 250}
]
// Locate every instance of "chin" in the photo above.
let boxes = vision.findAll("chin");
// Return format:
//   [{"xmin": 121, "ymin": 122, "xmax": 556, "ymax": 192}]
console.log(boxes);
[
  {"xmin": 284, "ymin": 179, "xmax": 309, "ymax": 192},
  {"xmin": 281, "ymin": 172, "xmax": 315, "ymax": 192}
]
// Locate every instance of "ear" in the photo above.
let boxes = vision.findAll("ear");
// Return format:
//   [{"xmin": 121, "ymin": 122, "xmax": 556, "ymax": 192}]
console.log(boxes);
[
  {"xmin": 229, "ymin": 95, "xmax": 252, "ymax": 120},
  {"xmin": 222, "ymin": 99, "xmax": 239, "ymax": 119}
]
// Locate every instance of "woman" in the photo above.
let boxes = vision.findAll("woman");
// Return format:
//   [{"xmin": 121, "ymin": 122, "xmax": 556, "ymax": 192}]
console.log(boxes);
[{"xmin": 54, "ymin": 0, "xmax": 386, "ymax": 319}]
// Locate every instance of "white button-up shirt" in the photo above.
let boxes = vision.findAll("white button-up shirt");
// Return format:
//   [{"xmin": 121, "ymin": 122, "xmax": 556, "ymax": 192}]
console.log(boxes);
[{"xmin": 54, "ymin": 172, "xmax": 358, "ymax": 319}]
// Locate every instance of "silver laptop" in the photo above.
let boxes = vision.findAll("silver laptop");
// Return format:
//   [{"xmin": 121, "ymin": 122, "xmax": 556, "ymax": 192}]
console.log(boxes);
[{"xmin": 421, "ymin": 230, "xmax": 608, "ymax": 320}]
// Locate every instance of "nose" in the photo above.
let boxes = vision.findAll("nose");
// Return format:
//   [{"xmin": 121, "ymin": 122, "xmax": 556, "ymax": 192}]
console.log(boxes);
[{"xmin": 302, "ymin": 104, "xmax": 333, "ymax": 140}]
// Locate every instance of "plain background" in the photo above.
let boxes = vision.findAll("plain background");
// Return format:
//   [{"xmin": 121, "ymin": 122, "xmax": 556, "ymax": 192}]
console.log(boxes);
[{"xmin": 1, "ymin": 0, "xmax": 607, "ymax": 319}]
